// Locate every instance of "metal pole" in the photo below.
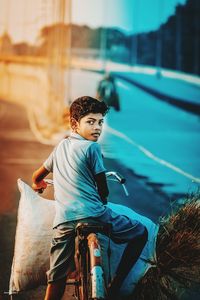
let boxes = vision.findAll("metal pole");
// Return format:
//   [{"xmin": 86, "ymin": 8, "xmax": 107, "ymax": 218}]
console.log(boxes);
[
  {"xmin": 156, "ymin": 1, "xmax": 163, "ymax": 78},
  {"xmin": 194, "ymin": 0, "xmax": 199, "ymax": 75},
  {"xmin": 100, "ymin": 3, "xmax": 107, "ymax": 73},
  {"xmin": 131, "ymin": 1, "xmax": 138, "ymax": 66},
  {"xmin": 176, "ymin": 5, "xmax": 181, "ymax": 72},
  {"xmin": 66, "ymin": 0, "xmax": 72, "ymax": 105},
  {"xmin": 100, "ymin": 27, "xmax": 107, "ymax": 73}
]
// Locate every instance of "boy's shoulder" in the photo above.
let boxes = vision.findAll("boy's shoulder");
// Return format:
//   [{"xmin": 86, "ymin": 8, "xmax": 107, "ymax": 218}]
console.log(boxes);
[{"xmin": 58, "ymin": 137, "xmax": 99, "ymax": 152}]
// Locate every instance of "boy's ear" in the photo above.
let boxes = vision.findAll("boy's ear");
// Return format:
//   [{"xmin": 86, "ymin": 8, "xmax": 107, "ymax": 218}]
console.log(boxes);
[{"xmin": 70, "ymin": 117, "xmax": 78, "ymax": 131}]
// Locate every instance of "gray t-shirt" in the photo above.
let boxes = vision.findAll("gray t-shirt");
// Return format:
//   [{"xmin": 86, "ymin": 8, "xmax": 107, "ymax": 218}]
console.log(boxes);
[{"xmin": 44, "ymin": 132, "xmax": 106, "ymax": 227}]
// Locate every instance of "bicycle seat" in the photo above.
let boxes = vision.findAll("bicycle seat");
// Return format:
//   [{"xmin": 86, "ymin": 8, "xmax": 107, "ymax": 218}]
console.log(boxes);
[{"xmin": 75, "ymin": 222, "xmax": 111, "ymax": 236}]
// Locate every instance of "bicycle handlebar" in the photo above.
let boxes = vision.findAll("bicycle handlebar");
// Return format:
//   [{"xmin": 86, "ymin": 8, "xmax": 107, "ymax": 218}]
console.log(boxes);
[
  {"xmin": 44, "ymin": 172, "xmax": 125, "ymax": 185},
  {"xmin": 44, "ymin": 178, "xmax": 54, "ymax": 185},
  {"xmin": 44, "ymin": 171, "xmax": 129, "ymax": 196},
  {"xmin": 105, "ymin": 171, "xmax": 125, "ymax": 184}
]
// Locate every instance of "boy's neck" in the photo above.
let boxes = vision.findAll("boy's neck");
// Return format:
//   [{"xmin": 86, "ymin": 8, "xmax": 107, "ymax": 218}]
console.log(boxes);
[{"xmin": 71, "ymin": 132, "xmax": 86, "ymax": 140}]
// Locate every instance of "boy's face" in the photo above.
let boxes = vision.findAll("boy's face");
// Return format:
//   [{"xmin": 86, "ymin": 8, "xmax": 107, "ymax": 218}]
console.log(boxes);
[{"xmin": 75, "ymin": 113, "xmax": 104, "ymax": 141}]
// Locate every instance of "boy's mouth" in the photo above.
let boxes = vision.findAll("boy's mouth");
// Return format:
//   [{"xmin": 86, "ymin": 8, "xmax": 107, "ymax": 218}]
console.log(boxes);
[{"xmin": 91, "ymin": 132, "xmax": 100, "ymax": 138}]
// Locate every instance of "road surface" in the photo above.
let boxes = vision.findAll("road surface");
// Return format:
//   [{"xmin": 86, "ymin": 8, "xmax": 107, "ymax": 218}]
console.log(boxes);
[{"xmin": 0, "ymin": 93, "xmax": 199, "ymax": 299}]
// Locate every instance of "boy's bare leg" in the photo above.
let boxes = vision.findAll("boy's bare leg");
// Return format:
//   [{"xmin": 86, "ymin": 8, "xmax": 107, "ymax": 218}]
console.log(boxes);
[{"xmin": 44, "ymin": 277, "xmax": 66, "ymax": 300}]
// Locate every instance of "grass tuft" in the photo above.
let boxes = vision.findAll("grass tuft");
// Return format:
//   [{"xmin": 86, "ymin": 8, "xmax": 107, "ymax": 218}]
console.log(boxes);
[{"xmin": 132, "ymin": 194, "xmax": 200, "ymax": 300}]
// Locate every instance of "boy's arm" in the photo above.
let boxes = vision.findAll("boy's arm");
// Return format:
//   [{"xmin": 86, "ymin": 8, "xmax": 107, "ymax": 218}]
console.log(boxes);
[
  {"xmin": 32, "ymin": 166, "xmax": 50, "ymax": 193},
  {"xmin": 94, "ymin": 172, "xmax": 109, "ymax": 205}
]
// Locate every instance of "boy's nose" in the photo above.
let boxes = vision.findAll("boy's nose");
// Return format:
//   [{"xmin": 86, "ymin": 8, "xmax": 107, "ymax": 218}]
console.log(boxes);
[{"xmin": 94, "ymin": 123, "xmax": 101, "ymax": 129}]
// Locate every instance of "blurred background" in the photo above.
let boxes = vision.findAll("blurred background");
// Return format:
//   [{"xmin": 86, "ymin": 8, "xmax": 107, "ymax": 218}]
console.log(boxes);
[{"xmin": 0, "ymin": 0, "xmax": 200, "ymax": 299}]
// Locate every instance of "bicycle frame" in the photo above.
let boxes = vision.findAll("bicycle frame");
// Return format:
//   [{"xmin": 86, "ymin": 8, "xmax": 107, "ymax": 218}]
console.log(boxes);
[
  {"xmin": 74, "ymin": 222, "xmax": 113, "ymax": 300},
  {"xmin": 88, "ymin": 233, "xmax": 104, "ymax": 299}
]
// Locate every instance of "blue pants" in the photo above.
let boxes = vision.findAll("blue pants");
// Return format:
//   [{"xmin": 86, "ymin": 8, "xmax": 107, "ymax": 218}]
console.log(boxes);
[{"xmin": 47, "ymin": 206, "xmax": 147, "ymax": 283}]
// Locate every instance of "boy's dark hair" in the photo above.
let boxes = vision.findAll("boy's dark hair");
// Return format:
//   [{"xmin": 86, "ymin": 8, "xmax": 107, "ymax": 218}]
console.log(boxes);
[{"xmin": 70, "ymin": 96, "xmax": 109, "ymax": 121}]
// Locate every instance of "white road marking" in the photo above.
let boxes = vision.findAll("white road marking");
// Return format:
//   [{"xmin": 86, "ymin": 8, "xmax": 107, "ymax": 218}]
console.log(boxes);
[{"xmin": 106, "ymin": 125, "xmax": 200, "ymax": 184}]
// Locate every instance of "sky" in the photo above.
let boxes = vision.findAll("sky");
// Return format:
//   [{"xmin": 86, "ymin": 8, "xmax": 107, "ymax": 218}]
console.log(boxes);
[
  {"xmin": 0, "ymin": 0, "xmax": 187, "ymax": 44},
  {"xmin": 72, "ymin": 0, "xmax": 187, "ymax": 34}
]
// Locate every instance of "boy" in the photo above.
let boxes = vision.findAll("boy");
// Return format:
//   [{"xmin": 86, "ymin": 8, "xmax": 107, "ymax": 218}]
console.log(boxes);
[{"xmin": 32, "ymin": 96, "xmax": 148, "ymax": 300}]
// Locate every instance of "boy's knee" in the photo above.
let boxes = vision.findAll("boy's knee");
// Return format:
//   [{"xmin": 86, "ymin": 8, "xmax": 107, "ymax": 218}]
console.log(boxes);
[
  {"xmin": 130, "ymin": 224, "xmax": 148, "ymax": 245},
  {"xmin": 127, "ymin": 225, "xmax": 148, "ymax": 254}
]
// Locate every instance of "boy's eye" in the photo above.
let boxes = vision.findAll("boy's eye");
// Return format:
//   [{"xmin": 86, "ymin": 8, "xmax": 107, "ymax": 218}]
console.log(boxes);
[
  {"xmin": 86, "ymin": 120, "xmax": 104, "ymax": 126},
  {"xmin": 87, "ymin": 121, "xmax": 94, "ymax": 125}
]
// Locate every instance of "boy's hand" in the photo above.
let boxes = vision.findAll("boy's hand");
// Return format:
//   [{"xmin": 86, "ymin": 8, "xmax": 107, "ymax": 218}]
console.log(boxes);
[{"xmin": 32, "ymin": 180, "xmax": 47, "ymax": 193}]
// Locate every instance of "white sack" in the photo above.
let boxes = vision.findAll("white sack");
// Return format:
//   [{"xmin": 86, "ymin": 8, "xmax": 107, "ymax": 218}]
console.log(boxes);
[
  {"xmin": 9, "ymin": 179, "xmax": 159, "ymax": 295},
  {"xmin": 9, "ymin": 179, "xmax": 55, "ymax": 294}
]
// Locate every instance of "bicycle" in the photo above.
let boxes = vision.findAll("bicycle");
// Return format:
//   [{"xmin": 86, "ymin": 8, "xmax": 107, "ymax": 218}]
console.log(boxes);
[
  {"xmin": 44, "ymin": 171, "xmax": 128, "ymax": 300},
  {"xmin": 9, "ymin": 170, "xmax": 199, "ymax": 299}
]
